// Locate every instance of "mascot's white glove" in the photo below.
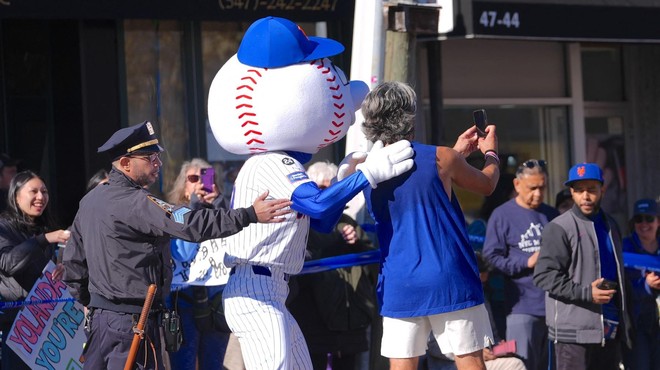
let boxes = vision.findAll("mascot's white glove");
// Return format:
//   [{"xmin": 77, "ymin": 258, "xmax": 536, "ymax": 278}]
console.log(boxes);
[
  {"xmin": 356, "ymin": 140, "xmax": 414, "ymax": 188},
  {"xmin": 337, "ymin": 151, "xmax": 368, "ymax": 181}
]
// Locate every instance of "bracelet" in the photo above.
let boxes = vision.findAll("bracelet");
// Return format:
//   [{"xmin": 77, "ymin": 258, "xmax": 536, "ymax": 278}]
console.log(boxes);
[{"xmin": 484, "ymin": 151, "xmax": 500, "ymax": 164}]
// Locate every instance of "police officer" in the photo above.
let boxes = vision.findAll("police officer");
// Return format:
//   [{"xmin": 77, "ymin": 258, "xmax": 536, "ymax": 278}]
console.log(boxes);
[{"xmin": 62, "ymin": 121, "xmax": 291, "ymax": 370}]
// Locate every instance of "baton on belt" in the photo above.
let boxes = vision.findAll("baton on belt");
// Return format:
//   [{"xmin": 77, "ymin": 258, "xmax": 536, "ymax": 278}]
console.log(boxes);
[{"xmin": 124, "ymin": 284, "xmax": 157, "ymax": 370}]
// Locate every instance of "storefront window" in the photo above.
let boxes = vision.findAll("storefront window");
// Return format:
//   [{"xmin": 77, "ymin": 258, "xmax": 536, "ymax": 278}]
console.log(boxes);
[
  {"xmin": 440, "ymin": 106, "xmax": 570, "ymax": 222},
  {"xmin": 201, "ymin": 22, "xmax": 250, "ymax": 199},
  {"xmin": 123, "ymin": 20, "xmax": 186, "ymax": 196},
  {"xmin": 585, "ymin": 116, "xmax": 627, "ymax": 228},
  {"xmin": 581, "ymin": 45, "xmax": 624, "ymax": 102}
]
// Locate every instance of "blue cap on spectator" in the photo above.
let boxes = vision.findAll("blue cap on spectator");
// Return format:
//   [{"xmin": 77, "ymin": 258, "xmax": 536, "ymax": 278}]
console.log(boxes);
[
  {"xmin": 564, "ymin": 163, "xmax": 604, "ymax": 186},
  {"xmin": 98, "ymin": 121, "xmax": 164, "ymax": 161},
  {"xmin": 237, "ymin": 16, "xmax": 345, "ymax": 68},
  {"xmin": 633, "ymin": 198, "xmax": 658, "ymax": 216}
]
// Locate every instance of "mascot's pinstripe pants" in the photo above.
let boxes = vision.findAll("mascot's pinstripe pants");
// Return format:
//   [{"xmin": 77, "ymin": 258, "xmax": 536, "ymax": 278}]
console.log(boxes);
[{"xmin": 223, "ymin": 264, "xmax": 312, "ymax": 370}]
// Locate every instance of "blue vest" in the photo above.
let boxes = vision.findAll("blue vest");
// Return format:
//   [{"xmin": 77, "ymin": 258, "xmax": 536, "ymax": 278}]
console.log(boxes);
[{"xmin": 365, "ymin": 142, "xmax": 484, "ymax": 318}]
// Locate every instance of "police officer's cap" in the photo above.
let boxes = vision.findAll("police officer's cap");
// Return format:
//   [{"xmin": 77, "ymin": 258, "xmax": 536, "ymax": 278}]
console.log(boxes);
[{"xmin": 98, "ymin": 121, "xmax": 164, "ymax": 160}]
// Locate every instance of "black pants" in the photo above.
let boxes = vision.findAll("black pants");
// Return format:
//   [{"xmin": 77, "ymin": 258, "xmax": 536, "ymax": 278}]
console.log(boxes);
[
  {"xmin": 82, "ymin": 309, "xmax": 162, "ymax": 370},
  {"xmin": 554, "ymin": 339, "xmax": 621, "ymax": 370},
  {"xmin": 311, "ymin": 352, "xmax": 358, "ymax": 370}
]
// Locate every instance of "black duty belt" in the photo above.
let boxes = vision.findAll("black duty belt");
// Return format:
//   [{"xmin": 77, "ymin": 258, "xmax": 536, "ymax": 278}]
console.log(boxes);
[{"xmin": 90, "ymin": 293, "xmax": 164, "ymax": 315}]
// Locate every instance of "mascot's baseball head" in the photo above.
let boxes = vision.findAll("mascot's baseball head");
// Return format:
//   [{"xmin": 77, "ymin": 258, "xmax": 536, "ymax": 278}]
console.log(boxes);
[{"xmin": 208, "ymin": 16, "xmax": 369, "ymax": 156}]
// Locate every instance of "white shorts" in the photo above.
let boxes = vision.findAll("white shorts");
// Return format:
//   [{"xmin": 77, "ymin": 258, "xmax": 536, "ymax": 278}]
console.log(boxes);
[{"xmin": 381, "ymin": 304, "xmax": 494, "ymax": 358}]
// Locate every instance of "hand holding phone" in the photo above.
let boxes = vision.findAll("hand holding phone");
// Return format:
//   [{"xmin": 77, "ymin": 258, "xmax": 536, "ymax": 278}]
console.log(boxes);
[
  {"xmin": 597, "ymin": 279, "xmax": 618, "ymax": 291},
  {"xmin": 200, "ymin": 168, "xmax": 215, "ymax": 193},
  {"xmin": 473, "ymin": 109, "xmax": 488, "ymax": 138}
]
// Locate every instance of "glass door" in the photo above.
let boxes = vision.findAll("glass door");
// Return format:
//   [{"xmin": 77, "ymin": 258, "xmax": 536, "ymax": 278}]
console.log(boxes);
[
  {"xmin": 441, "ymin": 106, "xmax": 570, "ymax": 222},
  {"xmin": 584, "ymin": 112, "xmax": 628, "ymax": 229}
]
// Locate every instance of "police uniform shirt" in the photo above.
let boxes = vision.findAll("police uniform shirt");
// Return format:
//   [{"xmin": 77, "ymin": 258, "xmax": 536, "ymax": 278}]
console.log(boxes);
[{"xmin": 62, "ymin": 167, "xmax": 257, "ymax": 309}]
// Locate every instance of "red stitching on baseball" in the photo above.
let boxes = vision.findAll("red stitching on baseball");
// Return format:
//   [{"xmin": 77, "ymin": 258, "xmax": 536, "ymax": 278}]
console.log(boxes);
[
  {"xmin": 236, "ymin": 67, "xmax": 266, "ymax": 151},
  {"xmin": 247, "ymin": 69, "xmax": 263, "ymax": 77},
  {"xmin": 246, "ymin": 138, "xmax": 265, "ymax": 145},
  {"xmin": 311, "ymin": 59, "xmax": 349, "ymax": 150},
  {"xmin": 244, "ymin": 130, "xmax": 262, "ymax": 136},
  {"xmin": 315, "ymin": 60, "xmax": 332, "ymax": 74},
  {"xmin": 241, "ymin": 121, "xmax": 258, "ymax": 127}
]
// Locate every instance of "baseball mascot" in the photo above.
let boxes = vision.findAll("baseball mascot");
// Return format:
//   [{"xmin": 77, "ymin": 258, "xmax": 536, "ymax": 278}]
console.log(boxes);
[{"xmin": 207, "ymin": 16, "xmax": 413, "ymax": 369}]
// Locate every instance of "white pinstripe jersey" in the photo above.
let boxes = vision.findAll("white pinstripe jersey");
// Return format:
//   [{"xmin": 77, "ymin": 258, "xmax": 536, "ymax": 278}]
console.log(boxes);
[{"xmin": 223, "ymin": 152, "xmax": 312, "ymax": 274}]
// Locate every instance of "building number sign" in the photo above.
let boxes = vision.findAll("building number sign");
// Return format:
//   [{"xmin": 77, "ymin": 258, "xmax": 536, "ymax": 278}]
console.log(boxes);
[{"xmin": 478, "ymin": 10, "xmax": 520, "ymax": 29}]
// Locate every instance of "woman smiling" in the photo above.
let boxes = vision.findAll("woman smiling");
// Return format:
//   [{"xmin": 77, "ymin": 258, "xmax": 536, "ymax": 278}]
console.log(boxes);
[{"xmin": 0, "ymin": 170, "xmax": 70, "ymax": 369}]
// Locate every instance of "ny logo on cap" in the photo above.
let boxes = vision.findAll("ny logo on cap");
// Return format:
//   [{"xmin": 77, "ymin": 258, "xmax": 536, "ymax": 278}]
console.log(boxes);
[
  {"xmin": 146, "ymin": 122, "xmax": 155, "ymax": 135},
  {"xmin": 577, "ymin": 166, "xmax": 586, "ymax": 177}
]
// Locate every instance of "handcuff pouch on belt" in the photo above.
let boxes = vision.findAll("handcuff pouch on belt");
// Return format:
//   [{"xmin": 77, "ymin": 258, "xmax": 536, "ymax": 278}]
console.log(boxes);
[{"xmin": 161, "ymin": 309, "xmax": 183, "ymax": 352}]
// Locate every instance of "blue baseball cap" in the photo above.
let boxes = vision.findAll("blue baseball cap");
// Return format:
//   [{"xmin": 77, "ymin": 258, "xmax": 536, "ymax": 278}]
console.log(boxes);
[
  {"xmin": 564, "ymin": 163, "xmax": 604, "ymax": 186},
  {"xmin": 633, "ymin": 198, "xmax": 658, "ymax": 216},
  {"xmin": 237, "ymin": 16, "xmax": 345, "ymax": 68}
]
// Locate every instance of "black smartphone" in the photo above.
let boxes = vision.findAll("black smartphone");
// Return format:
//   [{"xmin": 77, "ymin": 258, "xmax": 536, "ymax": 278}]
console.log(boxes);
[
  {"xmin": 200, "ymin": 167, "xmax": 215, "ymax": 193},
  {"xmin": 597, "ymin": 279, "xmax": 618, "ymax": 290},
  {"xmin": 472, "ymin": 109, "xmax": 488, "ymax": 138}
]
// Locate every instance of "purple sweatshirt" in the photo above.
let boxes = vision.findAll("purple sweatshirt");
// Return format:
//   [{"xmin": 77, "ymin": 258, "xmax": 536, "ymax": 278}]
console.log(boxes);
[{"xmin": 483, "ymin": 198, "xmax": 559, "ymax": 316}]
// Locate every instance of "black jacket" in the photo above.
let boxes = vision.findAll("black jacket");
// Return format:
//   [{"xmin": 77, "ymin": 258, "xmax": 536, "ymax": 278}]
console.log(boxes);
[
  {"xmin": 0, "ymin": 219, "xmax": 53, "ymax": 302},
  {"xmin": 62, "ymin": 168, "xmax": 257, "ymax": 312},
  {"xmin": 0, "ymin": 218, "xmax": 54, "ymax": 327}
]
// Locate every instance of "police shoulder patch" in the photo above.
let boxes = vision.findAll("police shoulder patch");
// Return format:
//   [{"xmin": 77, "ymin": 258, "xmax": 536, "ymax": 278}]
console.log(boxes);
[{"xmin": 172, "ymin": 207, "xmax": 191, "ymax": 224}]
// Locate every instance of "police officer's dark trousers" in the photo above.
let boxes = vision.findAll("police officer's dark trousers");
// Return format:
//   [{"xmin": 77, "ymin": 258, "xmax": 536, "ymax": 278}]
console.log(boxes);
[{"xmin": 83, "ymin": 308, "xmax": 162, "ymax": 370}]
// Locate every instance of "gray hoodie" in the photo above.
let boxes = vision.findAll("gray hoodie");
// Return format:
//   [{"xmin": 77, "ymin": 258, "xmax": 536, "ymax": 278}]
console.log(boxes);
[{"xmin": 533, "ymin": 205, "xmax": 632, "ymax": 347}]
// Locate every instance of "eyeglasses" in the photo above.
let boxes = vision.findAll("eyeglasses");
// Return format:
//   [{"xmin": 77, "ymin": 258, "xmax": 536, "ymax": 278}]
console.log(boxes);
[
  {"xmin": 516, "ymin": 159, "xmax": 547, "ymax": 174},
  {"xmin": 187, "ymin": 174, "xmax": 200, "ymax": 183},
  {"xmin": 130, "ymin": 152, "xmax": 161, "ymax": 164},
  {"xmin": 633, "ymin": 214, "xmax": 656, "ymax": 223}
]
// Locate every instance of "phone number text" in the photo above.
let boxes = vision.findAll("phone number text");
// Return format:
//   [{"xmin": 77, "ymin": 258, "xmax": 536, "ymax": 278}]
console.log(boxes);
[{"xmin": 218, "ymin": 0, "xmax": 338, "ymax": 11}]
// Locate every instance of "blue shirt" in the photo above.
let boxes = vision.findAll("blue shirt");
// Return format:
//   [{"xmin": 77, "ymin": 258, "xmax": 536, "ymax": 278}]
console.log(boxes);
[
  {"xmin": 622, "ymin": 233, "xmax": 660, "ymax": 331},
  {"xmin": 364, "ymin": 142, "xmax": 484, "ymax": 318}
]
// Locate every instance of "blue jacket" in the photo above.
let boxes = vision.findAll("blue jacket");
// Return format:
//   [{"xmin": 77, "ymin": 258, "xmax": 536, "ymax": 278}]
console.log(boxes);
[{"xmin": 622, "ymin": 232, "xmax": 659, "ymax": 335}]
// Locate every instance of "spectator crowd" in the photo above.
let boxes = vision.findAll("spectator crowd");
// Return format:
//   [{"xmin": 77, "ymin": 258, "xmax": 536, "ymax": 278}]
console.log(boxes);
[{"xmin": 0, "ymin": 82, "xmax": 657, "ymax": 370}]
